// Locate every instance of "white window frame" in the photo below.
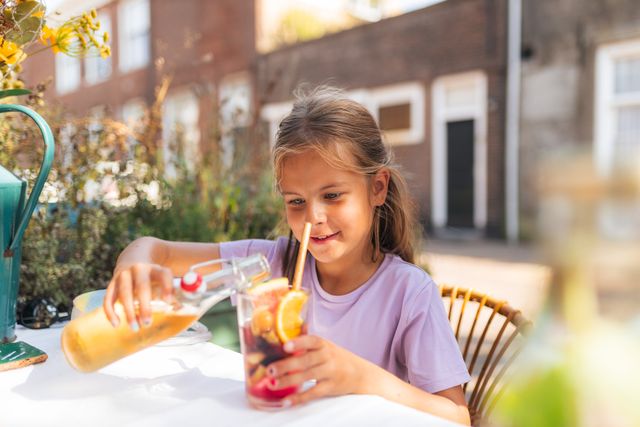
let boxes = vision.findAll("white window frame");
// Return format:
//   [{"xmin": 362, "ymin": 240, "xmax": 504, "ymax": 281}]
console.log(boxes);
[
  {"xmin": 219, "ymin": 72, "xmax": 252, "ymax": 166},
  {"xmin": 55, "ymin": 54, "xmax": 81, "ymax": 95},
  {"xmin": 261, "ymin": 101, "xmax": 294, "ymax": 147},
  {"xmin": 162, "ymin": 89, "xmax": 200, "ymax": 176},
  {"xmin": 84, "ymin": 13, "xmax": 112, "ymax": 85},
  {"xmin": 219, "ymin": 72, "xmax": 252, "ymax": 128},
  {"xmin": 121, "ymin": 98, "xmax": 146, "ymax": 128},
  {"xmin": 431, "ymin": 70, "xmax": 488, "ymax": 230},
  {"xmin": 118, "ymin": 0, "xmax": 150, "ymax": 73},
  {"xmin": 368, "ymin": 82, "xmax": 425, "ymax": 146},
  {"xmin": 260, "ymin": 82, "xmax": 425, "ymax": 147},
  {"xmin": 594, "ymin": 38, "xmax": 640, "ymax": 177}
]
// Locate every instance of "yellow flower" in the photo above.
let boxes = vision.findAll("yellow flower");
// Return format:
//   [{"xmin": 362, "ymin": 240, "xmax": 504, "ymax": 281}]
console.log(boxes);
[
  {"xmin": 100, "ymin": 45, "xmax": 111, "ymax": 59},
  {"xmin": 0, "ymin": 39, "xmax": 27, "ymax": 65},
  {"xmin": 52, "ymin": 13, "xmax": 111, "ymax": 58},
  {"xmin": 40, "ymin": 25, "xmax": 60, "ymax": 52}
]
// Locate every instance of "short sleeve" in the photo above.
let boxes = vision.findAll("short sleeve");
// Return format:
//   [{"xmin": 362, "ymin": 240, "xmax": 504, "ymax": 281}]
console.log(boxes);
[
  {"xmin": 219, "ymin": 238, "xmax": 286, "ymax": 278},
  {"xmin": 401, "ymin": 281, "xmax": 470, "ymax": 393}
]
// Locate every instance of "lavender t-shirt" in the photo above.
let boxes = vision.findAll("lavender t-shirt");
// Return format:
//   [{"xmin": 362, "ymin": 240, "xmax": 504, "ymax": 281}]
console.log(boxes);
[{"xmin": 221, "ymin": 237, "xmax": 470, "ymax": 393}]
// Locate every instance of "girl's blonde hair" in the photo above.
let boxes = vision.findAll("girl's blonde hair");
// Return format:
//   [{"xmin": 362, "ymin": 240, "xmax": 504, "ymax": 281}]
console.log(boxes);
[{"xmin": 272, "ymin": 86, "xmax": 419, "ymax": 280}]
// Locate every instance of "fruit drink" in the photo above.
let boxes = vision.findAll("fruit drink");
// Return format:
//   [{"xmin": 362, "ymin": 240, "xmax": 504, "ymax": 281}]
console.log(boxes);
[{"xmin": 237, "ymin": 278, "xmax": 308, "ymax": 409}]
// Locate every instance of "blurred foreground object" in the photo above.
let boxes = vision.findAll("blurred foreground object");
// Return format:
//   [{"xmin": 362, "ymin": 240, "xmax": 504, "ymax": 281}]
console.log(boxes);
[
  {"xmin": 0, "ymin": 2, "xmax": 110, "ymax": 94},
  {"xmin": 495, "ymin": 149, "xmax": 640, "ymax": 427}
]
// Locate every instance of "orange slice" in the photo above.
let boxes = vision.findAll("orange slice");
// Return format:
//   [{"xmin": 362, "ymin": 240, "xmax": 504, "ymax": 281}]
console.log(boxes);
[
  {"xmin": 247, "ymin": 277, "xmax": 289, "ymax": 298},
  {"xmin": 275, "ymin": 290, "xmax": 308, "ymax": 343}
]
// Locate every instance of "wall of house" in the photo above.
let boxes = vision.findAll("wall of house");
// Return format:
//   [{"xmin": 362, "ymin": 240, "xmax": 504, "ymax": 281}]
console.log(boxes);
[
  {"xmin": 21, "ymin": 0, "xmax": 256, "ymax": 122},
  {"xmin": 519, "ymin": 0, "xmax": 640, "ymax": 238},
  {"xmin": 257, "ymin": 0, "xmax": 508, "ymax": 236}
]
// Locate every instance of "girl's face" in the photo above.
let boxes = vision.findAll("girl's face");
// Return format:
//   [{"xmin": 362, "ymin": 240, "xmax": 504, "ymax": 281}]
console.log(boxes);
[{"xmin": 279, "ymin": 149, "xmax": 389, "ymax": 271}]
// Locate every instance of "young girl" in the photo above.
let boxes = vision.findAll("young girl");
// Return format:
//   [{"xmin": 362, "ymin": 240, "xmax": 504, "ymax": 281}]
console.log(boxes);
[{"xmin": 103, "ymin": 87, "xmax": 471, "ymax": 425}]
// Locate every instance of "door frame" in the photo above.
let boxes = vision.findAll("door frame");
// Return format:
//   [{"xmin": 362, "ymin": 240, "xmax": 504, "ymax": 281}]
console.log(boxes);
[{"xmin": 431, "ymin": 71, "xmax": 488, "ymax": 230}]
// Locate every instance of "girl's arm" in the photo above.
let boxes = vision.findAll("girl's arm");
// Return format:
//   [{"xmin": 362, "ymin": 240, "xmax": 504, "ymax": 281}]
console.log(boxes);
[
  {"xmin": 351, "ymin": 357, "xmax": 470, "ymax": 425},
  {"xmin": 104, "ymin": 237, "xmax": 220, "ymax": 328},
  {"xmin": 267, "ymin": 336, "xmax": 470, "ymax": 426}
]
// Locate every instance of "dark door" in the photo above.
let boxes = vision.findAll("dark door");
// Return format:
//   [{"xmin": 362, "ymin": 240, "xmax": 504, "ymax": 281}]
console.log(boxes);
[{"xmin": 446, "ymin": 119, "xmax": 474, "ymax": 228}]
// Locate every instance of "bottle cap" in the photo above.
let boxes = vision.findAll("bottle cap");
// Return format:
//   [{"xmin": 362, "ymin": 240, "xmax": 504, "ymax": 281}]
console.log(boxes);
[{"xmin": 180, "ymin": 271, "xmax": 202, "ymax": 293}]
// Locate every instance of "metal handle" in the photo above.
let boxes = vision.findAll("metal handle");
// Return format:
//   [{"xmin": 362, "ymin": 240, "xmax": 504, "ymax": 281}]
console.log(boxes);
[{"xmin": 0, "ymin": 104, "xmax": 55, "ymax": 255}]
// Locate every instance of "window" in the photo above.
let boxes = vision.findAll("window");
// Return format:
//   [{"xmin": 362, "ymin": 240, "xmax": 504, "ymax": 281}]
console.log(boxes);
[
  {"xmin": 346, "ymin": 0, "xmax": 383, "ymax": 22},
  {"xmin": 379, "ymin": 103, "xmax": 411, "ymax": 131},
  {"xmin": 88, "ymin": 105, "xmax": 107, "ymax": 144},
  {"xmin": 162, "ymin": 89, "xmax": 200, "ymax": 176},
  {"xmin": 219, "ymin": 73, "xmax": 251, "ymax": 165},
  {"xmin": 55, "ymin": 54, "xmax": 81, "ymax": 94},
  {"xmin": 121, "ymin": 98, "xmax": 146, "ymax": 130},
  {"xmin": 260, "ymin": 82, "xmax": 424, "ymax": 147},
  {"xmin": 595, "ymin": 38, "xmax": 640, "ymax": 175},
  {"xmin": 369, "ymin": 82, "xmax": 425, "ymax": 145},
  {"xmin": 594, "ymin": 39, "xmax": 640, "ymax": 240},
  {"xmin": 85, "ymin": 14, "xmax": 112, "ymax": 84},
  {"xmin": 118, "ymin": 0, "xmax": 150, "ymax": 72}
]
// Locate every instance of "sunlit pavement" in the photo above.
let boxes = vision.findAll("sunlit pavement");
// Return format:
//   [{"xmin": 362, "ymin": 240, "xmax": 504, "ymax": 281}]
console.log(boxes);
[{"xmin": 420, "ymin": 239, "xmax": 552, "ymax": 320}]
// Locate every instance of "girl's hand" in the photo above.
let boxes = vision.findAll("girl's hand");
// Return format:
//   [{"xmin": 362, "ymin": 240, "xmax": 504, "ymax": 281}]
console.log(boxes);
[
  {"xmin": 265, "ymin": 335, "xmax": 366, "ymax": 406},
  {"xmin": 103, "ymin": 263, "xmax": 174, "ymax": 330}
]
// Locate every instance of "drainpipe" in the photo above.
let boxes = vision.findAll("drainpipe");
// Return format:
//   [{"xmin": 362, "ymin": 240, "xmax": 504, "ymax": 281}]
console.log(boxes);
[{"xmin": 505, "ymin": 0, "xmax": 522, "ymax": 243}]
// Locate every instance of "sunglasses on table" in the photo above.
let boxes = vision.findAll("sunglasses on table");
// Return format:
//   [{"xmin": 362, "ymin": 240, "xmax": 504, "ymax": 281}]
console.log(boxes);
[{"xmin": 17, "ymin": 298, "xmax": 71, "ymax": 329}]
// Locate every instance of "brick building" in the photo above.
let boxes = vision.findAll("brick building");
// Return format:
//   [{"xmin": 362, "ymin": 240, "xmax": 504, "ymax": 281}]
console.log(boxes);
[
  {"xmin": 257, "ymin": 0, "xmax": 509, "ymax": 237},
  {"xmin": 22, "ymin": 0, "xmax": 512, "ymax": 238},
  {"xmin": 22, "ymin": 0, "xmax": 257, "ymax": 171},
  {"xmin": 519, "ymin": 0, "xmax": 640, "ymax": 237}
]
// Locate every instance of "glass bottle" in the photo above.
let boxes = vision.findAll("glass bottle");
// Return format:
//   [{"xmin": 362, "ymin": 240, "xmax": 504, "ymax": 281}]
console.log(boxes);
[
  {"xmin": 61, "ymin": 254, "xmax": 270, "ymax": 373},
  {"xmin": 495, "ymin": 151, "xmax": 640, "ymax": 427}
]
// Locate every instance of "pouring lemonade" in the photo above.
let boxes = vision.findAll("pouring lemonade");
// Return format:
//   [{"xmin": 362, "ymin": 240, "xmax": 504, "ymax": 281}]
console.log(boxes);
[
  {"xmin": 61, "ymin": 254, "xmax": 270, "ymax": 373},
  {"xmin": 62, "ymin": 302, "xmax": 198, "ymax": 373}
]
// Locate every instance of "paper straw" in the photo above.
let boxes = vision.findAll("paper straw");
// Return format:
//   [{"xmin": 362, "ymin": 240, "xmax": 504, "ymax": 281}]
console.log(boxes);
[{"xmin": 292, "ymin": 222, "xmax": 312, "ymax": 291}]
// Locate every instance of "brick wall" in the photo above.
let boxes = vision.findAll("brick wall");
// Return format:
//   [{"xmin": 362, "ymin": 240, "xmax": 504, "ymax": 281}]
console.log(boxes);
[
  {"xmin": 21, "ymin": 0, "xmax": 257, "ymax": 119},
  {"xmin": 257, "ymin": 0, "xmax": 508, "ymax": 236}
]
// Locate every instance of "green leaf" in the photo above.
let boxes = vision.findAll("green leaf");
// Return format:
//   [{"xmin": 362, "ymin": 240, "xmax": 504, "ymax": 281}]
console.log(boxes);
[
  {"xmin": 14, "ymin": 1, "xmax": 45, "ymax": 21},
  {"xmin": 5, "ymin": 16, "xmax": 42, "ymax": 45},
  {"xmin": 0, "ymin": 88, "xmax": 32, "ymax": 100}
]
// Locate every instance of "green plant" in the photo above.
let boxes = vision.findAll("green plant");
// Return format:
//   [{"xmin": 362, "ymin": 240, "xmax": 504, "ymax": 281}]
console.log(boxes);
[
  {"xmin": 1, "ymin": 80, "xmax": 282, "ymax": 308},
  {"xmin": 1, "ymin": 1, "xmax": 110, "ymax": 95}
]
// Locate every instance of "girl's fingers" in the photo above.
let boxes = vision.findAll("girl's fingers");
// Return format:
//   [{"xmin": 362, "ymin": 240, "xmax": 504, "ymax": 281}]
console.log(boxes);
[
  {"xmin": 103, "ymin": 263, "xmax": 174, "ymax": 330},
  {"xmin": 268, "ymin": 347, "xmax": 326, "ymax": 378},
  {"xmin": 133, "ymin": 265, "xmax": 152, "ymax": 327},
  {"xmin": 117, "ymin": 270, "xmax": 138, "ymax": 330},
  {"xmin": 150, "ymin": 265, "xmax": 174, "ymax": 302},
  {"xmin": 286, "ymin": 380, "xmax": 332, "ymax": 407},
  {"xmin": 103, "ymin": 278, "xmax": 120, "ymax": 327},
  {"xmin": 283, "ymin": 335, "xmax": 325, "ymax": 353},
  {"xmin": 268, "ymin": 364, "xmax": 325, "ymax": 390}
]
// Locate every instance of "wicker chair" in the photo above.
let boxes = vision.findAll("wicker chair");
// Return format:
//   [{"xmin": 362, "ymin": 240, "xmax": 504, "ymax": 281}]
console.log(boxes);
[{"xmin": 439, "ymin": 285, "xmax": 532, "ymax": 426}]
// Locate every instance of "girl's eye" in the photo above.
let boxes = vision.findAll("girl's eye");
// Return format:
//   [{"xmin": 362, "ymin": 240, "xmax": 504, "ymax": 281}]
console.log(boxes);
[
  {"xmin": 325, "ymin": 192, "xmax": 341, "ymax": 200},
  {"xmin": 287, "ymin": 198, "xmax": 305, "ymax": 206}
]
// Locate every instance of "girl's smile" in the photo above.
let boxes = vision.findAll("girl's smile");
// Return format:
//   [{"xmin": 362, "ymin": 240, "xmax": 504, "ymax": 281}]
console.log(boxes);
[
  {"xmin": 279, "ymin": 148, "xmax": 389, "ymax": 294},
  {"xmin": 310, "ymin": 231, "xmax": 340, "ymax": 244}
]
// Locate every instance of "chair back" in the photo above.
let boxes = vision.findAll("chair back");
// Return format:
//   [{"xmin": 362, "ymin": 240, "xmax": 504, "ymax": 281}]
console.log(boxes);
[{"xmin": 439, "ymin": 285, "xmax": 532, "ymax": 426}]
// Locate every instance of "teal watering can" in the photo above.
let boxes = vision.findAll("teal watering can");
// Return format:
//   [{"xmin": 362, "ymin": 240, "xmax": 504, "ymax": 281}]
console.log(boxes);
[{"xmin": 0, "ymin": 104, "xmax": 54, "ymax": 343}]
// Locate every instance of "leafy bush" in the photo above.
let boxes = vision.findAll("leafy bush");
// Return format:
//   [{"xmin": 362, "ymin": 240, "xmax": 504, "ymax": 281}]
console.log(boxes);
[{"xmin": 2, "ymin": 86, "xmax": 282, "ymax": 308}]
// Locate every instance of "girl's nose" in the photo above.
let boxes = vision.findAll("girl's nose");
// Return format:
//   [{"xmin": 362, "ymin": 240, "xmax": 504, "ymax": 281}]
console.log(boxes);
[{"xmin": 305, "ymin": 201, "xmax": 326, "ymax": 225}]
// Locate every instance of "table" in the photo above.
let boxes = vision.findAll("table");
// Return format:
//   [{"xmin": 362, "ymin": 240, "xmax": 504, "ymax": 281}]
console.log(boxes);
[{"xmin": 1, "ymin": 325, "xmax": 462, "ymax": 427}]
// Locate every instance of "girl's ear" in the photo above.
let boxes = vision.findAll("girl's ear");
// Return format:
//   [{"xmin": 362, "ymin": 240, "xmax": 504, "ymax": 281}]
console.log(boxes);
[{"xmin": 371, "ymin": 168, "xmax": 390, "ymax": 206}]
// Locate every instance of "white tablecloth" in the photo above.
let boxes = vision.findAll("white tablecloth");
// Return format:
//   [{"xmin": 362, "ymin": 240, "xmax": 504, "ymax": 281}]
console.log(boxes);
[{"xmin": 1, "ymin": 325, "xmax": 462, "ymax": 427}]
